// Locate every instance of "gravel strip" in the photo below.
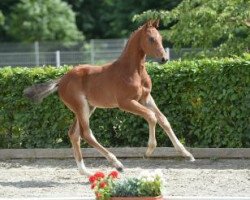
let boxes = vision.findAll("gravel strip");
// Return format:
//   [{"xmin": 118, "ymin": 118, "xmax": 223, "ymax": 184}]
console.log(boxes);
[{"xmin": 0, "ymin": 158, "xmax": 249, "ymax": 198}]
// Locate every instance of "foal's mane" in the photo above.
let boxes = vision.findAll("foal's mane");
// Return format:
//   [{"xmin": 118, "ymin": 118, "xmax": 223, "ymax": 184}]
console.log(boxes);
[
  {"xmin": 119, "ymin": 25, "xmax": 144, "ymax": 58},
  {"xmin": 128, "ymin": 25, "xmax": 144, "ymax": 40}
]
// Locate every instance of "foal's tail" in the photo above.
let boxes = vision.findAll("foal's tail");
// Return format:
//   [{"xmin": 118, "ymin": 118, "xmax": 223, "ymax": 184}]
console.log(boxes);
[{"xmin": 23, "ymin": 78, "xmax": 61, "ymax": 103}]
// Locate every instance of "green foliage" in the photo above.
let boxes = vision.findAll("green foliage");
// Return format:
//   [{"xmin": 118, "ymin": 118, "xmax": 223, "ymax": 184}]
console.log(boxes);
[
  {"xmin": 112, "ymin": 178, "xmax": 141, "ymax": 197},
  {"xmin": 7, "ymin": 0, "xmax": 84, "ymax": 42},
  {"xmin": 111, "ymin": 175, "xmax": 162, "ymax": 197},
  {"xmin": 138, "ymin": 176, "xmax": 162, "ymax": 197},
  {"xmin": 0, "ymin": 58, "xmax": 249, "ymax": 148},
  {"xmin": 0, "ymin": 10, "xmax": 4, "ymax": 26},
  {"xmin": 133, "ymin": 0, "xmax": 250, "ymax": 56},
  {"xmin": 0, "ymin": 66, "xmax": 73, "ymax": 148}
]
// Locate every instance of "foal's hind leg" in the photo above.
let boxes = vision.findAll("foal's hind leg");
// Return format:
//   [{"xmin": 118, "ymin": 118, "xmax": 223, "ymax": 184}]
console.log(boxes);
[
  {"xmin": 68, "ymin": 119, "xmax": 91, "ymax": 176},
  {"xmin": 144, "ymin": 95, "xmax": 195, "ymax": 161},
  {"xmin": 76, "ymin": 97, "xmax": 124, "ymax": 172}
]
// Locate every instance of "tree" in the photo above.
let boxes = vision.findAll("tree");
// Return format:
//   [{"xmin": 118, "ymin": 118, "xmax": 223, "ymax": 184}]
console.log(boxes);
[
  {"xmin": 7, "ymin": 0, "xmax": 84, "ymax": 42},
  {"xmin": 1, "ymin": 0, "xmax": 182, "ymax": 41},
  {"xmin": 0, "ymin": 11, "xmax": 4, "ymax": 26},
  {"xmin": 63, "ymin": 0, "xmax": 111, "ymax": 39},
  {"xmin": 63, "ymin": 0, "xmax": 182, "ymax": 39},
  {"xmin": 134, "ymin": 0, "xmax": 250, "ymax": 56},
  {"xmin": 0, "ymin": 1, "xmax": 20, "ymax": 42},
  {"xmin": 0, "ymin": 10, "xmax": 5, "ymax": 41},
  {"xmin": 100, "ymin": 0, "xmax": 182, "ymax": 38}
]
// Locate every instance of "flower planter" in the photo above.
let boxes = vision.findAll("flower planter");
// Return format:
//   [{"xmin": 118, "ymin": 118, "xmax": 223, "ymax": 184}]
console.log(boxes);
[
  {"xmin": 90, "ymin": 170, "xmax": 164, "ymax": 200},
  {"xmin": 110, "ymin": 195, "xmax": 164, "ymax": 200}
]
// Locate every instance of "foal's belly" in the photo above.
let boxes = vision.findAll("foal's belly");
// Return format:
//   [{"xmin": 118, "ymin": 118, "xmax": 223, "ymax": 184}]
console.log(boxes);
[
  {"xmin": 86, "ymin": 87, "xmax": 118, "ymax": 108},
  {"xmin": 87, "ymin": 96, "xmax": 118, "ymax": 108}
]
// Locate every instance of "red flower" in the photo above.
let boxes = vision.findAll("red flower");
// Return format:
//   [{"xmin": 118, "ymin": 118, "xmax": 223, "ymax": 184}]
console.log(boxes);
[
  {"xmin": 95, "ymin": 192, "xmax": 101, "ymax": 198},
  {"xmin": 108, "ymin": 171, "xmax": 119, "ymax": 179},
  {"xmin": 94, "ymin": 171, "xmax": 105, "ymax": 180},
  {"xmin": 91, "ymin": 182, "xmax": 96, "ymax": 190},
  {"xmin": 99, "ymin": 181, "xmax": 107, "ymax": 188},
  {"xmin": 89, "ymin": 175, "xmax": 97, "ymax": 183}
]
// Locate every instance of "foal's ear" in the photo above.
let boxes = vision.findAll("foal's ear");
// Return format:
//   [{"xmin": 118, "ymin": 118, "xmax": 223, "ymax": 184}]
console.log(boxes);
[
  {"xmin": 145, "ymin": 20, "xmax": 160, "ymax": 29},
  {"xmin": 152, "ymin": 19, "xmax": 160, "ymax": 28},
  {"xmin": 145, "ymin": 20, "xmax": 153, "ymax": 28}
]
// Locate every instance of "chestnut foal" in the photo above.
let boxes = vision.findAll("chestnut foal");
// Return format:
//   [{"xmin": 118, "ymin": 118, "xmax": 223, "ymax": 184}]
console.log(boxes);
[{"xmin": 24, "ymin": 20, "xmax": 195, "ymax": 176}]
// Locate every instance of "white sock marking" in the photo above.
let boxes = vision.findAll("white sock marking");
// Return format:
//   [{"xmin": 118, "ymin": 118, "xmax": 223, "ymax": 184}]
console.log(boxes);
[{"xmin": 76, "ymin": 159, "xmax": 91, "ymax": 176}]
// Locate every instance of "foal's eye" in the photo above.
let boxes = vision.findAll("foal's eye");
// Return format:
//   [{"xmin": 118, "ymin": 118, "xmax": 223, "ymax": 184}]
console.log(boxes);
[{"xmin": 149, "ymin": 36, "xmax": 155, "ymax": 43}]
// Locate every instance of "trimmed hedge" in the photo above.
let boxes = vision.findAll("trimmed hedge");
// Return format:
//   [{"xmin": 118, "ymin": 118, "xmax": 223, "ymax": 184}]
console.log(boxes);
[{"xmin": 0, "ymin": 58, "xmax": 249, "ymax": 148}]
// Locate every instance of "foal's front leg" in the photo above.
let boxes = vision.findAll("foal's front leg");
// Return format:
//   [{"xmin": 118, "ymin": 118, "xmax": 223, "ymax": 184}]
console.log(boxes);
[
  {"xmin": 145, "ymin": 95, "xmax": 195, "ymax": 161},
  {"xmin": 119, "ymin": 100, "xmax": 158, "ymax": 157}
]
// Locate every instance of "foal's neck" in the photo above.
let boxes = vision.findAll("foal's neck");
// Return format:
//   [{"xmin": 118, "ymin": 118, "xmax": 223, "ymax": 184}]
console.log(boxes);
[{"xmin": 117, "ymin": 29, "xmax": 146, "ymax": 74}]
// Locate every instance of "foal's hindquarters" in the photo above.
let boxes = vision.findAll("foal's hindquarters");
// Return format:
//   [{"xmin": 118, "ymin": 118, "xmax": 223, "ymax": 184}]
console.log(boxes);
[{"xmin": 58, "ymin": 66, "xmax": 124, "ymax": 176}]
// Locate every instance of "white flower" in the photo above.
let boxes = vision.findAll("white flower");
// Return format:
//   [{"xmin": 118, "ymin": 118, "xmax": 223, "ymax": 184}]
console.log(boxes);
[
  {"xmin": 138, "ymin": 169, "xmax": 163, "ymax": 182},
  {"xmin": 139, "ymin": 170, "xmax": 151, "ymax": 179},
  {"xmin": 144, "ymin": 176, "xmax": 155, "ymax": 182},
  {"xmin": 153, "ymin": 169, "xmax": 163, "ymax": 178}
]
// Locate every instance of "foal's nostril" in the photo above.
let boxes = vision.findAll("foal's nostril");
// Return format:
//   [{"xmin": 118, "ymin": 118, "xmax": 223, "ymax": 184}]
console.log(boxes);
[{"xmin": 161, "ymin": 57, "xmax": 168, "ymax": 63}]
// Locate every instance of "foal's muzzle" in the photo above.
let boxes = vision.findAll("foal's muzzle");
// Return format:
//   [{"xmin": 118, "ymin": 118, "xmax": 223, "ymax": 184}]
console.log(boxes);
[
  {"xmin": 157, "ymin": 56, "xmax": 168, "ymax": 64},
  {"xmin": 160, "ymin": 57, "xmax": 168, "ymax": 64}
]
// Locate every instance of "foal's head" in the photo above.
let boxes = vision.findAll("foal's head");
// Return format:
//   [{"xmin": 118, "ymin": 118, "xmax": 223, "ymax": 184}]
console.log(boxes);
[{"xmin": 140, "ymin": 20, "xmax": 168, "ymax": 63}]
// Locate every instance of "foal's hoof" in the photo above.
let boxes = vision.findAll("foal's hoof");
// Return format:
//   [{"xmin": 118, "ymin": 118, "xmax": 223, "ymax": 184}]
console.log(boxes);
[
  {"xmin": 79, "ymin": 169, "xmax": 92, "ymax": 177},
  {"xmin": 180, "ymin": 150, "xmax": 195, "ymax": 162},
  {"xmin": 143, "ymin": 153, "xmax": 151, "ymax": 159},
  {"xmin": 189, "ymin": 156, "xmax": 196, "ymax": 162},
  {"xmin": 116, "ymin": 167, "xmax": 124, "ymax": 172},
  {"xmin": 185, "ymin": 154, "xmax": 195, "ymax": 162},
  {"xmin": 144, "ymin": 148, "xmax": 155, "ymax": 158},
  {"xmin": 112, "ymin": 159, "xmax": 124, "ymax": 172},
  {"xmin": 145, "ymin": 152, "xmax": 152, "ymax": 158}
]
